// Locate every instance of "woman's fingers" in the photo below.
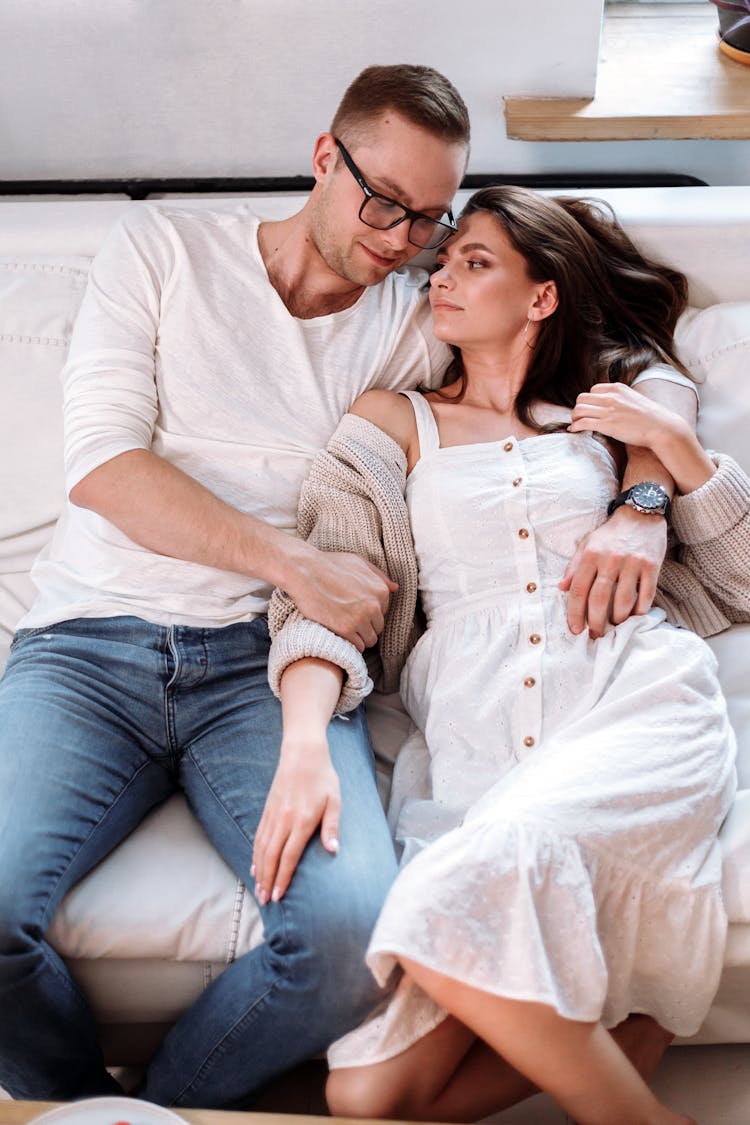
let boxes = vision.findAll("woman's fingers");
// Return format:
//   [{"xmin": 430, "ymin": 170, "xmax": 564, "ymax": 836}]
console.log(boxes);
[
  {"xmin": 321, "ymin": 794, "xmax": 341, "ymax": 857},
  {"xmin": 253, "ymin": 813, "xmax": 285, "ymax": 905},
  {"xmin": 253, "ymin": 801, "xmax": 341, "ymax": 904},
  {"xmin": 268, "ymin": 827, "xmax": 312, "ymax": 902}
]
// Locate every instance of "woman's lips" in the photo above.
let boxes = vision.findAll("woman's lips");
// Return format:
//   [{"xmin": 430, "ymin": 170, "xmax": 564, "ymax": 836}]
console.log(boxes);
[{"xmin": 431, "ymin": 300, "xmax": 462, "ymax": 311}]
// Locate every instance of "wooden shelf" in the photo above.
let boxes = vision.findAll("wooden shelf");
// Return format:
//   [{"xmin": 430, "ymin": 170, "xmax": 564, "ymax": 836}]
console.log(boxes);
[{"xmin": 505, "ymin": 3, "xmax": 750, "ymax": 141}]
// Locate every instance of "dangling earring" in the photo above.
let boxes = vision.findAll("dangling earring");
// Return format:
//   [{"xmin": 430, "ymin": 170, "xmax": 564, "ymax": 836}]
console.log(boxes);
[{"xmin": 524, "ymin": 317, "xmax": 536, "ymax": 351}]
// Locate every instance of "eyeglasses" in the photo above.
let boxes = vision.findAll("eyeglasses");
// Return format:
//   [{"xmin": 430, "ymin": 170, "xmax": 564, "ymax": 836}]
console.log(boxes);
[{"xmin": 334, "ymin": 138, "xmax": 458, "ymax": 251}]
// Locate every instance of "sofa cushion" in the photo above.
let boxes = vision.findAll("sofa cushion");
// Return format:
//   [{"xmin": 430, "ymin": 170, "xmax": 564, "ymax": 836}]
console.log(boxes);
[
  {"xmin": 0, "ymin": 256, "xmax": 89, "ymax": 663},
  {"xmin": 707, "ymin": 625, "xmax": 750, "ymax": 924},
  {"xmin": 671, "ymin": 304, "xmax": 750, "ymax": 928},
  {"xmin": 675, "ymin": 301, "xmax": 750, "ymax": 472},
  {"xmin": 47, "ymin": 793, "xmax": 264, "ymax": 962}
]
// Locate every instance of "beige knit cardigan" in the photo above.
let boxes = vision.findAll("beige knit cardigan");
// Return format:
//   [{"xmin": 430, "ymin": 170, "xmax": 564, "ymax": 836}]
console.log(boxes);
[{"xmin": 268, "ymin": 413, "xmax": 750, "ymax": 714}]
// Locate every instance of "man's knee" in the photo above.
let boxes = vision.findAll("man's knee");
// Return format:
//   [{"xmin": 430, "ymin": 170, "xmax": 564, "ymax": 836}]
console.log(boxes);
[
  {"xmin": 0, "ymin": 888, "xmax": 41, "ymax": 975},
  {"xmin": 267, "ymin": 896, "xmax": 377, "ymax": 989},
  {"xmin": 309, "ymin": 869, "xmax": 391, "ymax": 986}
]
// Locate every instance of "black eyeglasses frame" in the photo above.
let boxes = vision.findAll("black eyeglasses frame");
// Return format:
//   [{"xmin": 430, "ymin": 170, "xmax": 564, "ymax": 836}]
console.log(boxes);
[{"xmin": 333, "ymin": 137, "xmax": 457, "ymax": 250}]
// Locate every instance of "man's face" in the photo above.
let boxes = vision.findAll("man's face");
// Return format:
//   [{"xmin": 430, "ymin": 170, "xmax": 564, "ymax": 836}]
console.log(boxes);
[{"xmin": 310, "ymin": 112, "xmax": 467, "ymax": 289}]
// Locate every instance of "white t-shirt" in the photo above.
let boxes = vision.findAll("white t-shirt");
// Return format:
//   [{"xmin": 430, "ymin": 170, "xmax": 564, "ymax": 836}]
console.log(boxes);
[{"xmin": 22, "ymin": 204, "xmax": 450, "ymax": 630}]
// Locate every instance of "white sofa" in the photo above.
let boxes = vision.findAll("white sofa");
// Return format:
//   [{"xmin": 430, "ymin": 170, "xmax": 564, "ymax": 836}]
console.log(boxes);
[{"xmin": 1, "ymin": 187, "xmax": 750, "ymax": 1117}]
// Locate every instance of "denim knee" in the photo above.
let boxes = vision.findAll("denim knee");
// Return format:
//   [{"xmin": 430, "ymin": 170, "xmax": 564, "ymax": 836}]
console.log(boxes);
[
  {"xmin": 264, "ymin": 860, "xmax": 389, "ymax": 1012},
  {"xmin": 0, "ymin": 884, "xmax": 42, "ymax": 983}
]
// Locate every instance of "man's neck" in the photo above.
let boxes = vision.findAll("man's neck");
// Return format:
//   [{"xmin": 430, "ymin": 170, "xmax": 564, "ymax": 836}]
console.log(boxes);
[{"xmin": 258, "ymin": 215, "xmax": 365, "ymax": 319}]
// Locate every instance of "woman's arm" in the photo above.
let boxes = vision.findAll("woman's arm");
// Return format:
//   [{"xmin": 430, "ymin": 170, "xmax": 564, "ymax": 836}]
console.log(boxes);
[
  {"xmin": 259, "ymin": 394, "xmax": 418, "ymax": 900},
  {"xmin": 670, "ymin": 452, "xmax": 750, "ymax": 620},
  {"xmin": 66, "ymin": 212, "xmax": 397, "ymax": 648},
  {"xmin": 568, "ymin": 381, "xmax": 715, "ymax": 494},
  {"xmin": 560, "ymin": 378, "xmax": 698, "ymax": 636},
  {"xmin": 268, "ymin": 392, "xmax": 418, "ymax": 711},
  {"xmin": 570, "ymin": 384, "xmax": 750, "ymax": 619},
  {"xmin": 252, "ymin": 657, "xmax": 344, "ymax": 905}
]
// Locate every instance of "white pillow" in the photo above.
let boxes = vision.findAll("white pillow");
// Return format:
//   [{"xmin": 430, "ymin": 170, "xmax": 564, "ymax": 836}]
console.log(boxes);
[{"xmin": 675, "ymin": 302, "xmax": 750, "ymax": 474}]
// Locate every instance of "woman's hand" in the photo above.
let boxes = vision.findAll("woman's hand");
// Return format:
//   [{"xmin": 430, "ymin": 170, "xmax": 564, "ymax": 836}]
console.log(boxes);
[
  {"xmin": 569, "ymin": 382, "xmax": 715, "ymax": 495},
  {"xmin": 252, "ymin": 734, "xmax": 341, "ymax": 905},
  {"xmin": 252, "ymin": 656, "xmax": 345, "ymax": 904},
  {"xmin": 569, "ymin": 381, "xmax": 678, "ymax": 450}
]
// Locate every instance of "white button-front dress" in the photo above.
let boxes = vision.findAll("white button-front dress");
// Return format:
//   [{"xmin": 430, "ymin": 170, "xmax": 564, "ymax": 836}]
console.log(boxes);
[{"xmin": 329, "ymin": 390, "xmax": 736, "ymax": 1069}]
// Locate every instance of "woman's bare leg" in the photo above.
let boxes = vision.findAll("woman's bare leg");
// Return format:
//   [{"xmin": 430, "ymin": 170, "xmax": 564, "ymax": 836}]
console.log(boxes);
[
  {"xmin": 397, "ymin": 956, "xmax": 693, "ymax": 1125},
  {"xmin": 327, "ymin": 1012, "xmax": 537, "ymax": 1122},
  {"xmin": 327, "ymin": 981, "xmax": 680, "ymax": 1123}
]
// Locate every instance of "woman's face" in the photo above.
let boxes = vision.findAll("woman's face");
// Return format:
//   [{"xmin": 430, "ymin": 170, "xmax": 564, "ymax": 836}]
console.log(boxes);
[{"xmin": 428, "ymin": 210, "xmax": 544, "ymax": 350}]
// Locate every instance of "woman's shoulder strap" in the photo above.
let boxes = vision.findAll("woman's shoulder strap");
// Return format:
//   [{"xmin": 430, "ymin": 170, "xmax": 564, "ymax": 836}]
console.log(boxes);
[{"xmin": 399, "ymin": 390, "xmax": 441, "ymax": 454}]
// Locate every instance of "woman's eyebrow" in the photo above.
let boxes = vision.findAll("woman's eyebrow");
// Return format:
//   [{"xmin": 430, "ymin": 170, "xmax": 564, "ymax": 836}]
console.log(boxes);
[
  {"xmin": 438, "ymin": 240, "xmax": 493, "ymax": 260},
  {"xmin": 457, "ymin": 241, "xmax": 493, "ymax": 254}
]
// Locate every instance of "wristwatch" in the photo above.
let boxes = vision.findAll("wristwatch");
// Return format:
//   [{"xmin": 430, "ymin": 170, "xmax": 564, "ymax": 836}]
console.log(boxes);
[{"xmin": 607, "ymin": 481, "xmax": 672, "ymax": 519}]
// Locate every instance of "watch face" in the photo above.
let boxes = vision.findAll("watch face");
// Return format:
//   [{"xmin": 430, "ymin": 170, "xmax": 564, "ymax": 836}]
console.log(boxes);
[{"xmin": 630, "ymin": 482, "xmax": 668, "ymax": 511}]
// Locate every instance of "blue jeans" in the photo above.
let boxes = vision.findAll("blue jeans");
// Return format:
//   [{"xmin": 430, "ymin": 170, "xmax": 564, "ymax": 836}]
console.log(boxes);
[{"xmin": 0, "ymin": 616, "xmax": 397, "ymax": 1106}]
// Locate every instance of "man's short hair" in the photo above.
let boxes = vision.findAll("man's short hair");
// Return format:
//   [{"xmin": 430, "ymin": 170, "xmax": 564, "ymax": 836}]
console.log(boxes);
[{"xmin": 331, "ymin": 64, "xmax": 470, "ymax": 149}]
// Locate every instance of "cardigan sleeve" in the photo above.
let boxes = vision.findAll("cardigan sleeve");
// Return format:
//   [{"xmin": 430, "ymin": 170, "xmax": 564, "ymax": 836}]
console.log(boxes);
[
  {"xmin": 267, "ymin": 414, "xmax": 412, "ymax": 714},
  {"xmin": 670, "ymin": 451, "xmax": 750, "ymax": 623}
]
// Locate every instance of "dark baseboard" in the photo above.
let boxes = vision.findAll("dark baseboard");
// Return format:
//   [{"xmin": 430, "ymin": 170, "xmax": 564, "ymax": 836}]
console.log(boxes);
[{"xmin": 0, "ymin": 172, "xmax": 707, "ymax": 199}]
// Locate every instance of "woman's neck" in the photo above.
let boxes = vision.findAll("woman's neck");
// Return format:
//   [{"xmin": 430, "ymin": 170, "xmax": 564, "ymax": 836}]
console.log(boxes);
[{"xmin": 458, "ymin": 343, "xmax": 532, "ymax": 414}]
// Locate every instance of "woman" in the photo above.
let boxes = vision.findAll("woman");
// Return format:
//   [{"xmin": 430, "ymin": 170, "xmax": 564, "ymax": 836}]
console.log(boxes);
[{"xmin": 255, "ymin": 187, "xmax": 744, "ymax": 1125}]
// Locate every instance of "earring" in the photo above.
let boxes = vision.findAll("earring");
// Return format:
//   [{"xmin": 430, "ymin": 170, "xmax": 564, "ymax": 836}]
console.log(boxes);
[{"xmin": 524, "ymin": 317, "xmax": 536, "ymax": 350}]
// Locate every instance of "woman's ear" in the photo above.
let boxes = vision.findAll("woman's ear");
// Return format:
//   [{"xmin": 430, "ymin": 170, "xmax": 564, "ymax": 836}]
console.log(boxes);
[
  {"xmin": 311, "ymin": 133, "xmax": 338, "ymax": 184},
  {"xmin": 530, "ymin": 281, "xmax": 559, "ymax": 322}
]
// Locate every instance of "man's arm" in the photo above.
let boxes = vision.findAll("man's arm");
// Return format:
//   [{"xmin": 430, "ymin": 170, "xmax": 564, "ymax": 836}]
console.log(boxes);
[
  {"xmin": 71, "ymin": 449, "xmax": 396, "ymax": 651},
  {"xmin": 560, "ymin": 377, "xmax": 697, "ymax": 637},
  {"xmin": 65, "ymin": 209, "xmax": 395, "ymax": 647}
]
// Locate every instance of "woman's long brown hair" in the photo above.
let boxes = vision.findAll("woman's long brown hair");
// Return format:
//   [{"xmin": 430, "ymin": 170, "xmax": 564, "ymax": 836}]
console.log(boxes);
[{"xmin": 438, "ymin": 186, "xmax": 691, "ymax": 432}]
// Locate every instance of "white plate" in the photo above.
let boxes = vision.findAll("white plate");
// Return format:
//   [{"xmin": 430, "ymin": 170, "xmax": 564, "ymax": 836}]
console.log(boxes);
[{"xmin": 29, "ymin": 1097, "xmax": 187, "ymax": 1125}]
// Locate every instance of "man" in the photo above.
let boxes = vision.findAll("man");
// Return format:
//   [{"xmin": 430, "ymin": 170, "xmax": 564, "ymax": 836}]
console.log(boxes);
[
  {"xmin": 0, "ymin": 63, "xmax": 689, "ymax": 1107},
  {"xmin": 0, "ymin": 64, "xmax": 469, "ymax": 1108}
]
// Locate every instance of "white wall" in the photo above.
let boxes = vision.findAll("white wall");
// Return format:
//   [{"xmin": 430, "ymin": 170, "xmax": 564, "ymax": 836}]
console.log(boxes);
[{"xmin": 1, "ymin": 0, "xmax": 747, "ymax": 186}]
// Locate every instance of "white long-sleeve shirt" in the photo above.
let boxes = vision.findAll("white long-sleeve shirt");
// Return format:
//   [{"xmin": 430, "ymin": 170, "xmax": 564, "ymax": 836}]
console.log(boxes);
[{"xmin": 22, "ymin": 203, "xmax": 449, "ymax": 630}]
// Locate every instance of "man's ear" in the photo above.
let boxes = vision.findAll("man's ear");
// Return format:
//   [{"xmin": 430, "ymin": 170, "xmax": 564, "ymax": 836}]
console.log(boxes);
[
  {"xmin": 531, "ymin": 280, "xmax": 559, "ymax": 321},
  {"xmin": 312, "ymin": 133, "xmax": 338, "ymax": 184}
]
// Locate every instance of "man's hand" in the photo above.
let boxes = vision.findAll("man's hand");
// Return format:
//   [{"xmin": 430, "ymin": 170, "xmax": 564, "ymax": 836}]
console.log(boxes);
[
  {"xmin": 559, "ymin": 507, "xmax": 667, "ymax": 637},
  {"xmin": 252, "ymin": 734, "xmax": 341, "ymax": 905},
  {"xmin": 286, "ymin": 548, "xmax": 398, "ymax": 651},
  {"xmin": 562, "ymin": 376, "xmax": 692, "ymax": 635}
]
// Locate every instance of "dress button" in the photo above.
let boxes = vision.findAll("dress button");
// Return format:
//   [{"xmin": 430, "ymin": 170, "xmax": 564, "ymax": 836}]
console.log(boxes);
[
  {"xmin": 523, "ymin": 736, "xmax": 535, "ymax": 748},
  {"xmin": 518, "ymin": 528, "xmax": 530, "ymax": 539},
  {"xmin": 512, "ymin": 477, "xmax": 522, "ymax": 487},
  {"xmin": 524, "ymin": 677, "xmax": 536, "ymax": 688},
  {"xmin": 526, "ymin": 581, "xmax": 537, "ymax": 593},
  {"xmin": 503, "ymin": 441, "xmax": 514, "ymax": 452},
  {"xmin": 529, "ymin": 633, "xmax": 542, "ymax": 645}
]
